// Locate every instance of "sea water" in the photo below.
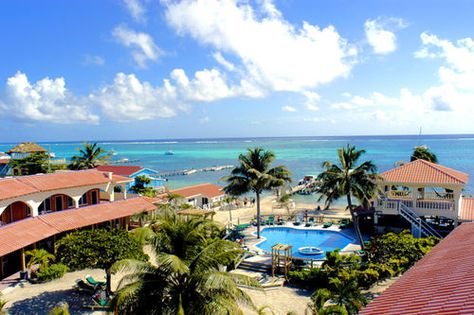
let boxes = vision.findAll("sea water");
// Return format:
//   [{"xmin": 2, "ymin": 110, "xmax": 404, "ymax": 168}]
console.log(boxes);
[{"xmin": 1, "ymin": 135, "xmax": 473, "ymax": 204}]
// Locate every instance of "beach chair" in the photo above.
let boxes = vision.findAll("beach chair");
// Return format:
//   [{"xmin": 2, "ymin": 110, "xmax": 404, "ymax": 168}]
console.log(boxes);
[
  {"xmin": 276, "ymin": 216, "xmax": 284, "ymax": 225},
  {"xmin": 74, "ymin": 279, "xmax": 95, "ymax": 293},
  {"xmin": 86, "ymin": 275, "xmax": 106, "ymax": 287},
  {"xmin": 305, "ymin": 217, "xmax": 315, "ymax": 227},
  {"xmin": 323, "ymin": 221, "xmax": 333, "ymax": 228},
  {"xmin": 234, "ymin": 223, "xmax": 251, "ymax": 232},
  {"xmin": 293, "ymin": 216, "xmax": 303, "ymax": 226},
  {"xmin": 268, "ymin": 215, "xmax": 275, "ymax": 225},
  {"xmin": 338, "ymin": 218, "xmax": 350, "ymax": 229}
]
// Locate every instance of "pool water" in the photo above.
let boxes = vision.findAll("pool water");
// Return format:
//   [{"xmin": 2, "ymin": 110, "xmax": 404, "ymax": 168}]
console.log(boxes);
[{"xmin": 255, "ymin": 227, "xmax": 354, "ymax": 259}]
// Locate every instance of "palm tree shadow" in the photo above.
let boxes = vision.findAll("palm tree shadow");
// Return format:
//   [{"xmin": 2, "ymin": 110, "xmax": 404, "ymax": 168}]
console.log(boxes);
[{"xmin": 8, "ymin": 289, "xmax": 96, "ymax": 315}]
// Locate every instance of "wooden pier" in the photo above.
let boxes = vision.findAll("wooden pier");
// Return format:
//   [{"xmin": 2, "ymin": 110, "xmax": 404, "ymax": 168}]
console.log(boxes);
[{"xmin": 158, "ymin": 164, "xmax": 234, "ymax": 177}]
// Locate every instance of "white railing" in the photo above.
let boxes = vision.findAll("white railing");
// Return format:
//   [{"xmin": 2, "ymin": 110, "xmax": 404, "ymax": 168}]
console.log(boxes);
[
  {"xmin": 416, "ymin": 200, "xmax": 454, "ymax": 211},
  {"xmin": 386, "ymin": 190, "xmax": 454, "ymax": 201}
]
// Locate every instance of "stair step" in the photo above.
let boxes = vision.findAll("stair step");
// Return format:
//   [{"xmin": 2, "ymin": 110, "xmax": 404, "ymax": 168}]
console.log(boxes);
[{"xmin": 238, "ymin": 261, "xmax": 271, "ymax": 272}]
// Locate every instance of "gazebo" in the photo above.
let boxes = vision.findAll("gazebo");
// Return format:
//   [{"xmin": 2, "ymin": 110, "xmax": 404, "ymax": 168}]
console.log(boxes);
[{"xmin": 7, "ymin": 142, "xmax": 47, "ymax": 159}]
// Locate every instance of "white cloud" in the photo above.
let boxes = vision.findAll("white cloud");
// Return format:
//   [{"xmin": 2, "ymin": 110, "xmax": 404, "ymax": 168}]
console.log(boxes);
[
  {"xmin": 163, "ymin": 0, "xmax": 357, "ymax": 92},
  {"xmin": 330, "ymin": 31, "xmax": 474, "ymax": 132},
  {"xmin": 199, "ymin": 116, "xmax": 210, "ymax": 123},
  {"xmin": 303, "ymin": 91, "xmax": 320, "ymax": 111},
  {"xmin": 281, "ymin": 105, "xmax": 296, "ymax": 112},
  {"xmin": 123, "ymin": 0, "xmax": 146, "ymax": 22},
  {"xmin": 90, "ymin": 72, "xmax": 178, "ymax": 121},
  {"xmin": 0, "ymin": 72, "xmax": 98, "ymax": 124},
  {"xmin": 170, "ymin": 68, "xmax": 235, "ymax": 102},
  {"xmin": 83, "ymin": 54, "xmax": 105, "ymax": 66},
  {"xmin": 212, "ymin": 51, "xmax": 236, "ymax": 72},
  {"xmin": 365, "ymin": 17, "xmax": 406, "ymax": 54},
  {"xmin": 112, "ymin": 25, "xmax": 162, "ymax": 68}
]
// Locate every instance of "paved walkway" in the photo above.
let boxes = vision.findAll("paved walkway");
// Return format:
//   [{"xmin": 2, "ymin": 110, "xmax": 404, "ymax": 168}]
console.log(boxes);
[{"xmin": 2, "ymin": 269, "xmax": 110, "ymax": 315}]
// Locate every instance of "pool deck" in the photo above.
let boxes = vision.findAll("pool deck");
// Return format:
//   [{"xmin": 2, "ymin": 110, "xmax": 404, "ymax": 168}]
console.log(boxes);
[{"xmin": 239, "ymin": 223, "xmax": 362, "ymax": 266}]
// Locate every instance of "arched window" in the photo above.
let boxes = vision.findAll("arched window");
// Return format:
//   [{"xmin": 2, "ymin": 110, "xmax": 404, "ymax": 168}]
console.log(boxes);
[
  {"xmin": 38, "ymin": 194, "xmax": 74, "ymax": 214},
  {"xmin": 1, "ymin": 201, "xmax": 31, "ymax": 225}
]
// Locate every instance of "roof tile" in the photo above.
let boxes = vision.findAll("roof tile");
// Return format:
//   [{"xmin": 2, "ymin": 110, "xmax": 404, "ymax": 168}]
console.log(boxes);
[
  {"xmin": 381, "ymin": 159, "xmax": 469, "ymax": 185},
  {"xmin": 360, "ymin": 222, "xmax": 474, "ymax": 315}
]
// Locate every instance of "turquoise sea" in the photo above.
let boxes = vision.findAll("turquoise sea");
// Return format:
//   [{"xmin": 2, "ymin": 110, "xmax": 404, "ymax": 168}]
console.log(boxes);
[{"xmin": 2, "ymin": 135, "xmax": 474, "ymax": 203}]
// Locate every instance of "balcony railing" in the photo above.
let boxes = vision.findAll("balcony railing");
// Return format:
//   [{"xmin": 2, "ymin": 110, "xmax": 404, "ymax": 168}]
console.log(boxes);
[
  {"xmin": 386, "ymin": 190, "xmax": 454, "ymax": 201},
  {"xmin": 376, "ymin": 195, "xmax": 456, "ymax": 215}
]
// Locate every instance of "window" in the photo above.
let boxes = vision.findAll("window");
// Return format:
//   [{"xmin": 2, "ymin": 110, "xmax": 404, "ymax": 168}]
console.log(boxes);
[{"xmin": 79, "ymin": 194, "xmax": 88, "ymax": 206}]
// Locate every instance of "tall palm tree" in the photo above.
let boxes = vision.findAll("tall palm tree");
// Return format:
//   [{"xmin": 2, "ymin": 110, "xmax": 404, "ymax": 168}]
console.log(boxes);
[
  {"xmin": 410, "ymin": 145, "xmax": 438, "ymax": 163},
  {"xmin": 69, "ymin": 142, "xmax": 109, "ymax": 170},
  {"xmin": 223, "ymin": 148, "xmax": 291, "ymax": 239},
  {"xmin": 112, "ymin": 209, "xmax": 259, "ymax": 314},
  {"xmin": 316, "ymin": 145, "xmax": 379, "ymax": 250}
]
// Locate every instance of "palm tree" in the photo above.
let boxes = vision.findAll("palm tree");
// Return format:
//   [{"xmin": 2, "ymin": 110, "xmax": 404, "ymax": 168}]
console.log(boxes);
[
  {"xmin": 112, "ymin": 211, "xmax": 259, "ymax": 314},
  {"xmin": 306, "ymin": 288, "xmax": 348, "ymax": 315},
  {"xmin": 223, "ymin": 148, "xmax": 291, "ymax": 238},
  {"xmin": 69, "ymin": 142, "xmax": 109, "ymax": 170},
  {"xmin": 25, "ymin": 249, "xmax": 55, "ymax": 269},
  {"xmin": 316, "ymin": 145, "xmax": 379, "ymax": 250},
  {"xmin": 410, "ymin": 145, "xmax": 438, "ymax": 163},
  {"xmin": 0, "ymin": 293, "xmax": 7, "ymax": 315}
]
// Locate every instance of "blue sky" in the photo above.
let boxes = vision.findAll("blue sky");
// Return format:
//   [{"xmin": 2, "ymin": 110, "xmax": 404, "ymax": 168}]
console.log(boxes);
[{"xmin": 1, "ymin": 0, "xmax": 474, "ymax": 142}]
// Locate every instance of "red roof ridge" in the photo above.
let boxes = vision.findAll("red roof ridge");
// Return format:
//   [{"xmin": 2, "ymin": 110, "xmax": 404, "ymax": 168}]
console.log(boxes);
[
  {"xmin": 416, "ymin": 159, "xmax": 468, "ymax": 184},
  {"xmin": 381, "ymin": 159, "xmax": 468, "ymax": 185}
]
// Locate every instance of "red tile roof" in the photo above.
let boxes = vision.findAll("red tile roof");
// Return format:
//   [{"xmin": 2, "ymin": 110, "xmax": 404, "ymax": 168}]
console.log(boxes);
[
  {"xmin": 171, "ymin": 183, "xmax": 225, "ymax": 199},
  {"xmin": 96, "ymin": 165, "xmax": 143, "ymax": 177},
  {"xmin": 0, "ymin": 170, "xmax": 132, "ymax": 201},
  {"xmin": 460, "ymin": 198, "xmax": 474, "ymax": 221},
  {"xmin": 0, "ymin": 197, "xmax": 156, "ymax": 257},
  {"xmin": 0, "ymin": 217, "xmax": 56, "ymax": 257},
  {"xmin": 381, "ymin": 159, "xmax": 469, "ymax": 185},
  {"xmin": 360, "ymin": 222, "xmax": 474, "ymax": 315}
]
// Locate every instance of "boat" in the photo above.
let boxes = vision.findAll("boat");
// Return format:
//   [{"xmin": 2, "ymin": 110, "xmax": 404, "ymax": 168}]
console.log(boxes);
[
  {"xmin": 298, "ymin": 246, "xmax": 324, "ymax": 255},
  {"xmin": 165, "ymin": 150, "xmax": 174, "ymax": 155}
]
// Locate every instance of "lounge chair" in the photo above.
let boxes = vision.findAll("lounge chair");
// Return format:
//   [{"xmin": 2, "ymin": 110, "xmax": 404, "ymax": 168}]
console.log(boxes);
[
  {"xmin": 323, "ymin": 221, "xmax": 333, "ymax": 228},
  {"xmin": 305, "ymin": 217, "xmax": 315, "ymax": 227},
  {"xmin": 276, "ymin": 217, "xmax": 284, "ymax": 225},
  {"xmin": 293, "ymin": 216, "xmax": 303, "ymax": 226},
  {"xmin": 74, "ymin": 279, "xmax": 95, "ymax": 293},
  {"xmin": 85, "ymin": 295, "xmax": 112, "ymax": 311},
  {"xmin": 268, "ymin": 215, "xmax": 275, "ymax": 225},
  {"xmin": 338, "ymin": 218, "xmax": 350, "ymax": 229},
  {"xmin": 86, "ymin": 275, "xmax": 106, "ymax": 287}
]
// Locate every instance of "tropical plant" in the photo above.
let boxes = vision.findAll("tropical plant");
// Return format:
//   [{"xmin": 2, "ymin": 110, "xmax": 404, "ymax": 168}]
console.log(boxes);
[
  {"xmin": 223, "ymin": 148, "xmax": 292, "ymax": 238},
  {"xmin": 112, "ymin": 240, "xmax": 259, "ymax": 314},
  {"xmin": 130, "ymin": 175, "xmax": 157, "ymax": 197},
  {"xmin": 56, "ymin": 228, "xmax": 147, "ymax": 292},
  {"xmin": 48, "ymin": 303, "xmax": 70, "ymax": 315},
  {"xmin": 316, "ymin": 145, "xmax": 379, "ymax": 249},
  {"xmin": 151, "ymin": 208, "xmax": 222, "ymax": 261},
  {"xmin": 26, "ymin": 249, "xmax": 55, "ymax": 269},
  {"xmin": 68, "ymin": 142, "xmax": 109, "ymax": 170},
  {"xmin": 410, "ymin": 145, "xmax": 438, "ymax": 163},
  {"xmin": 0, "ymin": 293, "xmax": 7, "ymax": 315},
  {"xmin": 365, "ymin": 230, "xmax": 438, "ymax": 273},
  {"xmin": 306, "ymin": 288, "xmax": 348, "ymax": 315},
  {"xmin": 326, "ymin": 270, "xmax": 367, "ymax": 315},
  {"xmin": 257, "ymin": 305, "xmax": 275, "ymax": 315},
  {"xmin": 8, "ymin": 152, "xmax": 49, "ymax": 175},
  {"xmin": 36, "ymin": 263, "xmax": 68, "ymax": 282}
]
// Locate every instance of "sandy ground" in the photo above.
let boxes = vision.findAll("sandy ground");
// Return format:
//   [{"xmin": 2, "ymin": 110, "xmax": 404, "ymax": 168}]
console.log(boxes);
[
  {"xmin": 241, "ymin": 286, "xmax": 312, "ymax": 315},
  {"xmin": 213, "ymin": 195, "xmax": 350, "ymax": 226},
  {"xmin": 2, "ymin": 269, "xmax": 111, "ymax": 315}
]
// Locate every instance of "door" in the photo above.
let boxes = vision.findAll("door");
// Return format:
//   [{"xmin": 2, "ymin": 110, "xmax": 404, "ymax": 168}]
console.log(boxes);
[{"xmin": 55, "ymin": 196, "xmax": 63, "ymax": 211}]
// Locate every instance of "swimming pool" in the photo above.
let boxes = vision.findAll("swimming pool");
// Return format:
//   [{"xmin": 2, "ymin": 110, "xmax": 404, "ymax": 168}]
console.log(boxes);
[{"xmin": 255, "ymin": 227, "xmax": 354, "ymax": 259}]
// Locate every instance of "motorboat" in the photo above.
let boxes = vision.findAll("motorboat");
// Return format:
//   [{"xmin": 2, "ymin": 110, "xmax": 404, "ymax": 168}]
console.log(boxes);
[
  {"xmin": 165, "ymin": 150, "xmax": 174, "ymax": 155},
  {"xmin": 298, "ymin": 246, "xmax": 324, "ymax": 255}
]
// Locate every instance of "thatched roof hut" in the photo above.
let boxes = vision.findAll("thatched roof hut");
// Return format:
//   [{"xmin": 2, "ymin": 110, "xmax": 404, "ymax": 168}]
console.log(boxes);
[{"xmin": 7, "ymin": 142, "xmax": 47, "ymax": 154}]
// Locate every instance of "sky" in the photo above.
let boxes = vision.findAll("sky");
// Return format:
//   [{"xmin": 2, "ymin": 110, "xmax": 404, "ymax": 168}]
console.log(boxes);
[{"xmin": 1, "ymin": 0, "xmax": 474, "ymax": 142}]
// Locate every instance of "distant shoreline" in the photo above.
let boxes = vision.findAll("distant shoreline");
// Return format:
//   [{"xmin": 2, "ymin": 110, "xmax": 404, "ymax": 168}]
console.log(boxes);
[{"xmin": 2, "ymin": 133, "xmax": 474, "ymax": 146}]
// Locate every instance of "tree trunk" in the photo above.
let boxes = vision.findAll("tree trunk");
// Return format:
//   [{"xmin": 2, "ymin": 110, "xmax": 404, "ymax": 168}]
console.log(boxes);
[
  {"xmin": 347, "ymin": 193, "xmax": 365, "ymax": 250},
  {"xmin": 256, "ymin": 192, "xmax": 261, "ymax": 239},
  {"xmin": 106, "ymin": 268, "xmax": 112, "ymax": 294}
]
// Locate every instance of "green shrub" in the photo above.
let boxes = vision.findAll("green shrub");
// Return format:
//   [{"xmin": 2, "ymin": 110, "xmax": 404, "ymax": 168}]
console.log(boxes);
[
  {"xmin": 36, "ymin": 263, "xmax": 68, "ymax": 282},
  {"xmin": 288, "ymin": 267, "xmax": 329, "ymax": 289},
  {"xmin": 356, "ymin": 268, "xmax": 379, "ymax": 289}
]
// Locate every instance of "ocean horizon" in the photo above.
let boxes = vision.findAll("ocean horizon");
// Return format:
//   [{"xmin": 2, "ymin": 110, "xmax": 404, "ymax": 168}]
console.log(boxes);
[{"xmin": 2, "ymin": 134, "xmax": 474, "ymax": 203}]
